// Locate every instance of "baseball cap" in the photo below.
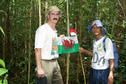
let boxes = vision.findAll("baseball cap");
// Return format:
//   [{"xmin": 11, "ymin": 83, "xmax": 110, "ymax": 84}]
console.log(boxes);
[
  {"xmin": 88, "ymin": 20, "xmax": 106, "ymax": 34},
  {"xmin": 46, "ymin": 6, "xmax": 61, "ymax": 17},
  {"xmin": 49, "ymin": 6, "xmax": 61, "ymax": 12}
]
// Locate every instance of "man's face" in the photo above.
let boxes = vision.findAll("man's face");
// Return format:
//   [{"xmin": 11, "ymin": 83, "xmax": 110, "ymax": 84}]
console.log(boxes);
[
  {"xmin": 92, "ymin": 24, "xmax": 103, "ymax": 36},
  {"xmin": 48, "ymin": 11, "xmax": 60, "ymax": 24}
]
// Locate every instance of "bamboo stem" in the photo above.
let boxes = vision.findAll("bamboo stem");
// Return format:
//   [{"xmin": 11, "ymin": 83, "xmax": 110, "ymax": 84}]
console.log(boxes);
[
  {"xmin": 66, "ymin": 0, "xmax": 70, "ymax": 84},
  {"xmin": 39, "ymin": 0, "xmax": 41, "ymax": 26},
  {"xmin": 44, "ymin": 0, "xmax": 48, "ymax": 23},
  {"xmin": 79, "ymin": 53, "xmax": 86, "ymax": 84},
  {"xmin": 79, "ymin": 0, "xmax": 86, "ymax": 83}
]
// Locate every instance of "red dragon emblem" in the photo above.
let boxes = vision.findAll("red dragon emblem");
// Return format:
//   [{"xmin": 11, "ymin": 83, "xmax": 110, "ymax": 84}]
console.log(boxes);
[{"xmin": 62, "ymin": 39, "xmax": 75, "ymax": 49}]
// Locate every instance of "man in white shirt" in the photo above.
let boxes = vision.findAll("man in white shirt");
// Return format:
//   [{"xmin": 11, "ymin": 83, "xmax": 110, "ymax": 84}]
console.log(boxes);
[
  {"xmin": 35, "ymin": 6, "xmax": 63, "ymax": 84},
  {"xmin": 80, "ymin": 20, "xmax": 114, "ymax": 84}
]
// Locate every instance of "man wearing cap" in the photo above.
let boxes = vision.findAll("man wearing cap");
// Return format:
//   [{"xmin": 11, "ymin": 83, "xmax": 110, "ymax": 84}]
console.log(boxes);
[
  {"xmin": 34, "ymin": 6, "xmax": 64, "ymax": 84},
  {"xmin": 80, "ymin": 20, "xmax": 114, "ymax": 84}
]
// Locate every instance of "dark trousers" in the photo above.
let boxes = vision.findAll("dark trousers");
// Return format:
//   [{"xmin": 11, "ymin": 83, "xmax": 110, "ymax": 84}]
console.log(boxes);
[
  {"xmin": 36, "ymin": 76, "xmax": 47, "ymax": 84},
  {"xmin": 89, "ymin": 68, "xmax": 110, "ymax": 84}
]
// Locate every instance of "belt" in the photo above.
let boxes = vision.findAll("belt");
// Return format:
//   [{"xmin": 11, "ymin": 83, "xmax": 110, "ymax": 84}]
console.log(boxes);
[
  {"xmin": 51, "ymin": 58, "xmax": 57, "ymax": 60},
  {"xmin": 42, "ymin": 59, "xmax": 57, "ymax": 61}
]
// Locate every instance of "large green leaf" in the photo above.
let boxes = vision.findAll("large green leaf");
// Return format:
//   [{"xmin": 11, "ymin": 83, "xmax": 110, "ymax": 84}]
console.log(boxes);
[
  {"xmin": 0, "ymin": 68, "xmax": 8, "ymax": 76},
  {"xmin": 3, "ymin": 79, "xmax": 8, "ymax": 84},
  {"xmin": 0, "ymin": 80, "xmax": 2, "ymax": 84},
  {"xmin": 0, "ymin": 10, "xmax": 5, "ymax": 13},
  {"xmin": 0, "ymin": 79, "xmax": 8, "ymax": 84},
  {"xmin": 0, "ymin": 59, "xmax": 5, "ymax": 68}
]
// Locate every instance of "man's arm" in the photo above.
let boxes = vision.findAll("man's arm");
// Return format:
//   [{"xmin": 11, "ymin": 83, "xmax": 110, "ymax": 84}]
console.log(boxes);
[
  {"xmin": 79, "ymin": 47, "xmax": 93, "ymax": 56},
  {"xmin": 108, "ymin": 59, "xmax": 114, "ymax": 84},
  {"xmin": 35, "ymin": 48, "xmax": 45, "ymax": 78}
]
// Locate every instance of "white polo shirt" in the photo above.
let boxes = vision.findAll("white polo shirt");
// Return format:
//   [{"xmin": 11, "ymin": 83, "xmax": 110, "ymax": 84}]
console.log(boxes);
[
  {"xmin": 35, "ymin": 23, "xmax": 59, "ymax": 60},
  {"xmin": 91, "ymin": 36, "xmax": 114, "ymax": 70}
]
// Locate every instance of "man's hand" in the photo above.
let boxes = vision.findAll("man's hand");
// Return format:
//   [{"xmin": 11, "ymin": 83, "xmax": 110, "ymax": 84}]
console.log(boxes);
[
  {"xmin": 108, "ymin": 71, "xmax": 114, "ymax": 84},
  {"xmin": 35, "ymin": 48, "xmax": 44, "ymax": 78},
  {"xmin": 37, "ymin": 68, "xmax": 45, "ymax": 78},
  {"xmin": 59, "ymin": 34, "xmax": 65, "ymax": 38}
]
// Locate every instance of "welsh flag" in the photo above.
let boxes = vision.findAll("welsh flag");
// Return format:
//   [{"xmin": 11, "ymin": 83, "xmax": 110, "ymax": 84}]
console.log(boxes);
[{"xmin": 58, "ymin": 29, "xmax": 79, "ymax": 54}]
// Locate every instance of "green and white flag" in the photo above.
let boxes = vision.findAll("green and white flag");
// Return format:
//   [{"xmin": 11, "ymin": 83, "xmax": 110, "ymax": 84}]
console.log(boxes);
[{"xmin": 58, "ymin": 36, "xmax": 79, "ymax": 54}]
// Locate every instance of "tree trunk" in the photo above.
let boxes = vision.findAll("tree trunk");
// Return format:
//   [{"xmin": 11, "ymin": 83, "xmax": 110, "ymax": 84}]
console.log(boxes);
[
  {"xmin": 27, "ymin": 0, "xmax": 32, "ymax": 84},
  {"xmin": 5, "ymin": 0, "xmax": 10, "ymax": 58}
]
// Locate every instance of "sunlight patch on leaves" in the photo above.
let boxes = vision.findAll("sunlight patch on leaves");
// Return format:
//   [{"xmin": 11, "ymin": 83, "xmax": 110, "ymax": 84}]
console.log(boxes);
[{"xmin": 0, "ymin": 26, "xmax": 5, "ymax": 36}]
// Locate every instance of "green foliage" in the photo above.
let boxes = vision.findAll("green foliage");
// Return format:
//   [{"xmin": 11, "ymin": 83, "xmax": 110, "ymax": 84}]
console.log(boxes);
[
  {"xmin": 0, "ymin": 69, "xmax": 7, "ymax": 77},
  {"xmin": 0, "ymin": 59, "xmax": 8, "ymax": 84},
  {"xmin": 0, "ymin": 60, "xmax": 5, "ymax": 68},
  {"xmin": 0, "ymin": 74, "xmax": 8, "ymax": 84},
  {"xmin": 0, "ymin": 0, "xmax": 125, "ymax": 84},
  {"xmin": 0, "ymin": 10, "xmax": 6, "ymax": 14},
  {"xmin": 121, "ymin": 20, "xmax": 126, "ymax": 28}
]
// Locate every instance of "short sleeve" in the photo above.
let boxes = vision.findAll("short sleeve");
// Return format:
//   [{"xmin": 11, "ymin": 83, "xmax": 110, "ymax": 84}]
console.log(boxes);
[
  {"xmin": 104, "ymin": 38, "xmax": 114, "ymax": 59},
  {"xmin": 34, "ymin": 28, "xmax": 46, "ymax": 48}
]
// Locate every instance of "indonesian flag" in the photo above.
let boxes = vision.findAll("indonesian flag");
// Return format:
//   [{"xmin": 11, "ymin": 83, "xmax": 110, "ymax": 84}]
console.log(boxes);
[{"xmin": 58, "ymin": 29, "xmax": 79, "ymax": 54}]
